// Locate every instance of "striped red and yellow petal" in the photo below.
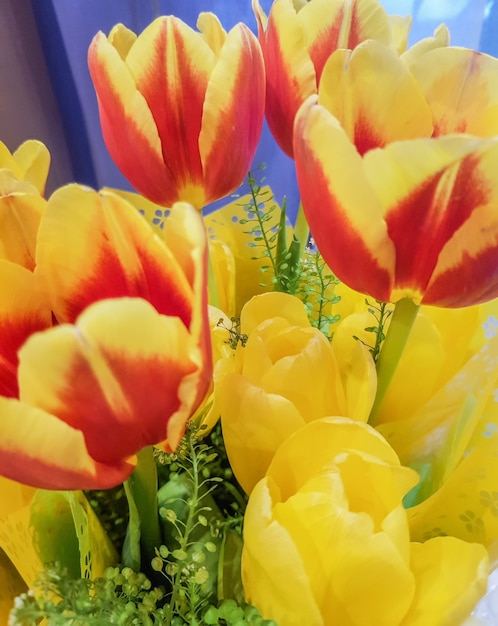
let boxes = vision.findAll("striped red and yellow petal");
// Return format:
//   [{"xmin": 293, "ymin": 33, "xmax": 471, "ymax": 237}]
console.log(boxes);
[
  {"xmin": 294, "ymin": 96, "xmax": 395, "ymax": 301},
  {"xmin": 0, "ymin": 396, "xmax": 134, "ymax": 490},
  {"xmin": 0, "ymin": 261, "xmax": 51, "ymax": 398},
  {"xmin": 18, "ymin": 297, "xmax": 208, "ymax": 461},
  {"xmin": 365, "ymin": 135, "xmax": 498, "ymax": 306},
  {"xmin": 35, "ymin": 186, "xmax": 195, "ymax": 324},
  {"xmin": 125, "ymin": 17, "xmax": 216, "ymax": 207},
  {"xmin": 319, "ymin": 41, "xmax": 433, "ymax": 154},
  {"xmin": 0, "ymin": 170, "xmax": 45, "ymax": 270},
  {"xmin": 253, "ymin": 0, "xmax": 316, "ymax": 158},
  {"xmin": 410, "ymin": 47, "xmax": 498, "ymax": 137},
  {"xmin": 200, "ymin": 23, "xmax": 265, "ymax": 205},
  {"xmin": 300, "ymin": 0, "xmax": 392, "ymax": 82},
  {"xmin": 88, "ymin": 30, "xmax": 170, "ymax": 206}
]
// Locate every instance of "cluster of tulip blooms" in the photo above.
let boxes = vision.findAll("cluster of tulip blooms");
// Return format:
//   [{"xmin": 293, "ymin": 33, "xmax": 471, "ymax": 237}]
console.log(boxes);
[{"xmin": 2, "ymin": 0, "xmax": 498, "ymax": 624}]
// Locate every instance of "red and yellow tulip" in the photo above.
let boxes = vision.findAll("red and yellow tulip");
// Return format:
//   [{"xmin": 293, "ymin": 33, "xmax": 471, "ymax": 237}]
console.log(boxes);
[
  {"xmin": 0, "ymin": 170, "xmax": 51, "ymax": 398},
  {"xmin": 0, "ymin": 187, "xmax": 212, "ymax": 490},
  {"xmin": 294, "ymin": 97, "xmax": 498, "ymax": 307},
  {"xmin": 253, "ymin": 0, "xmax": 411, "ymax": 158},
  {"xmin": 88, "ymin": 13, "xmax": 265, "ymax": 209}
]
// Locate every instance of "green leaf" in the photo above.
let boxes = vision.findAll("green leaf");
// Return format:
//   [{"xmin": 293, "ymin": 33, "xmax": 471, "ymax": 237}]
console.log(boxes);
[
  {"xmin": 29, "ymin": 491, "xmax": 80, "ymax": 579},
  {"xmin": 122, "ymin": 480, "xmax": 141, "ymax": 572}
]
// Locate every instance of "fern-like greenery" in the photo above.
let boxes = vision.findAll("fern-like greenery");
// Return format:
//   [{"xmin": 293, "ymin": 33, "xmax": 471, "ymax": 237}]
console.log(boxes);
[
  {"xmin": 353, "ymin": 299, "xmax": 394, "ymax": 362},
  {"xmin": 10, "ymin": 424, "xmax": 265, "ymax": 626}
]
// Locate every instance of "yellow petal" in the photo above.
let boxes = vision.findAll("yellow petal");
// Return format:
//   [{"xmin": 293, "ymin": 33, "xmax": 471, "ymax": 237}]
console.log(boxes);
[
  {"xmin": 0, "ymin": 140, "xmax": 50, "ymax": 195},
  {"xmin": 319, "ymin": 41, "xmax": 433, "ymax": 154},
  {"xmin": 401, "ymin": 24, "xmax": 450, "ymax": 68},
  {"xmin": 108, "ymin": 23, "xmax": 136, "ymax": 59},
  {"xmin": 242, "ymin": 477, "xmax": 324, "ymax": 624},
  {"xmin": 259, "ymin": 325, "xmax": 347, "ymax": 420},
  {"xmin": 197, "ymin": 12, "xmax": 227, "ymax": 55},
  {"xmin": 241, "ymin": 291, "xmax": 311, "ymax": 334},
  {"xmin": 402, "ymin": 538, "xmax": 488, "ymax": 626},
  {"xmin": 220, "ymin": 374, "xmax": 306, "ymax": 493},
  {"xmin": 0, "ymin": 170, "xmax": 45, "ymax": 270},
  {"xmin": 411, "ymin": 47, "xmax": 498, "ymax": 137},
  {"xmin": 388, "ymin": 14, "xmax": 412, "ymax": 54},
  {"xmin": 268, "ymin": 417, "xmax": 418, "ymax": 501}
]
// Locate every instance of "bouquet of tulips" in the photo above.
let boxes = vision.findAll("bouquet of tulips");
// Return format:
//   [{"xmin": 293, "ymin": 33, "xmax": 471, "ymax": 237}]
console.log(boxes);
[{"xmin": 2, "ymin": 0, "xmax": 498, "ymax": 624}]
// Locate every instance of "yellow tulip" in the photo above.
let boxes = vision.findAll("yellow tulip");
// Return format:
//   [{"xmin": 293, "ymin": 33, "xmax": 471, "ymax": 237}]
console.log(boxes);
[
  {"xmin": 219, "ymin": 292, "xmax": 376, "ymax": 493},
  {"xmin": 242, "ymin": 418, "xmax": 488, "ymax": 625}
]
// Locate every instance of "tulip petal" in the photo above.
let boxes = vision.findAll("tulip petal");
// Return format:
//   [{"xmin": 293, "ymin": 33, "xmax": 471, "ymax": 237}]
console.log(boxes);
[
  {"xmin": 254, "ymin": 0, "xmax": 316, "ymax": 157},
  {"xmin": 294, "ymin": 96, "xmax": 395, "ymax": 300},
  {"xmin": 389, "ymin": 14, "xmax": 412, "ymax": 55},
  {"xmin": 108, "ymin": 23, "xmax": 136, "ymax": 59},
  {"xmin": 364, "ymin": 135, "xmax": 498, "ymax": 305},
  {"xmin": 0, "ymin": 170, "xmax": 45, "ymax": 270},
  {"xmin": 267, "ymin": 417, "xmax": 418, "ymax": 501},
  {"xmin": 299, "ymin": 0, "xmax": 392, "ymax": 82},
  {"xmin": 125, "ymin": 17, "xmax": 217, "ymax": 207},
  {"xmin": 196, "ymin": 12, "xmax": 227, "ymax": 55},
  {"xmin": 319, "ymin": 41, "xmax": 433, "ymax": 155},
  {"xmin": 220, "ymin": 374, "xmax": 306, "ymax": 493},
  {"xmin": 200, "ymin": 23, "xmax": 265, "ymax": 204},
  {"xmin": 12, "ymin": 140, "xmax": 51, "ymax": 195},
  {"xmin": 260, "ymin": 326, "xmax": 347, "ymax": 420},
  {"xmin": 242, "ymin": 477, "xmax": 323, "ymax": 624},
  {"xmin": 18, "ymin": 298, "xmax": 205, "ymax": 463},
  {"xmin": 36, "ymin": 186, "xmax": 195, "ymax": 324},
  {"xmin": 240, "ymin": 291, "xmax": 311, "ymax": 334},
  {"xmin": 0, "ymin": 397, "xmax": 133, "ymax": 489},
  {"xmin": 88, "ymin": 32, "xmax": 169, "ymax": 205},
  {"xmin": 411, "ymin": 47, "xmax": 498, "ymax": 137},
  {"xmin": 0, "ymin": 261, "xmax": 51, "ymax": 398},
  {"xmin": 401, "ymin": 24, "xmax": 449, "ymax": 69},
  {"xmin": 402, "ymin": 538, "xmax": 488, "ymax": 626}
]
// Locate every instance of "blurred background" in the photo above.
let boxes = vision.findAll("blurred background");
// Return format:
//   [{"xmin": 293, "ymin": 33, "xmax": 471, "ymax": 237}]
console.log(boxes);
[{"xmin": 1, "ymin": 0, "xmax": 496, "ymax": 217}]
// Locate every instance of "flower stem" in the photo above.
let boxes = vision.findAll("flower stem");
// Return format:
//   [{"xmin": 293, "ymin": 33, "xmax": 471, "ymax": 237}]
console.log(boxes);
[
  {"xmin": 125, "ymin": 446, "xmax": 162, "ymax": 572},
  {"xmin": 201, "ymin": 207, "xmax": 221, "ymax": 310},
  {"xmin": 368, "ymin": 297, "xmax": 419, "ymax": 425}
]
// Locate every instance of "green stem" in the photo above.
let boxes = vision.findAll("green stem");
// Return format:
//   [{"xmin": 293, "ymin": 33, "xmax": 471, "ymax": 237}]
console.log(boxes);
[
  {"xmin": 293, "ymin": 200, "xmax": 309, "ymax": 259},
  {"xmin": 207, "ymin": 248, "xmax": 221, "ymax": 309},
  {"xmin": 125, "ymin": 446, "xmax": 162, "ymax": 571},
  {"xmin": 167, "ymin": 436, "xmax": 200, "ymax": 620},
  {"xmin": 368, "ymin": 297, "xmax": 420, "ymax": 425},
  {"xmin": 202, "ymin": 207, "xmax": 221, "ymax": 309}
]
